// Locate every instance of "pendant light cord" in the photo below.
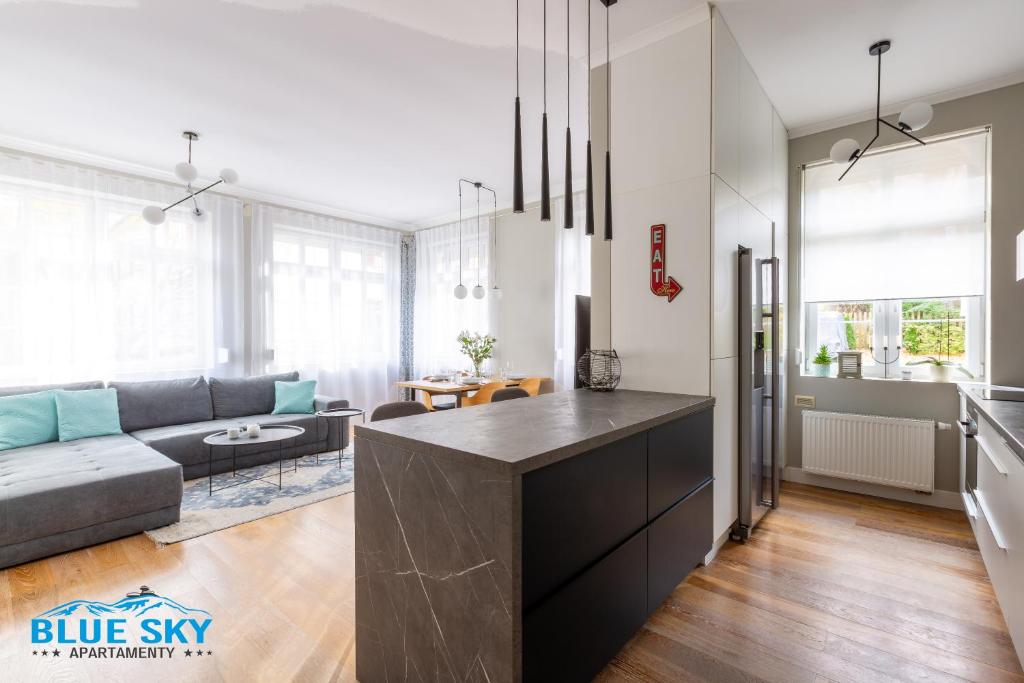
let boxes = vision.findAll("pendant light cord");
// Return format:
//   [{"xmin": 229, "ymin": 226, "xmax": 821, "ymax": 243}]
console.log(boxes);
[
  {"xmin": 543, "ymin": 0, "xmax": 547, "ymax": 113},
  {"xmin": 516, "ymin": 0, "xmax": 520, "ymax": 96},
  {"xmin": 587, "ymin": 0, "xmax": 591, "ymax": 140},
  {"xmin": 476, "ymin": 185, "xmax": 482, "ymax": 286},
  {"xmin": 458, "ymin": 184, "xmax": 463, "ymax": 285},
  {"xmin": 567, "ymin": 0, "xmax": 570, "ymax": 120},
  {"xmin": 606, "ymin": 1, "xmax": 610, "ymax": 151}
]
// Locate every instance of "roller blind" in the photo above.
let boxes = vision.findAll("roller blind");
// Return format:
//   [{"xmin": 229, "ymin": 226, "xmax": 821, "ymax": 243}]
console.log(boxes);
[{"xmin": 803, "ymin": 131, "xmax": 987, "ymax": 303}]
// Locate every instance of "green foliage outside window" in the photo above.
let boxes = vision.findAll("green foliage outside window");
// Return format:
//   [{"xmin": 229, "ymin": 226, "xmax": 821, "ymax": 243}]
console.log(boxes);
[{"xmin": 901, "ymin": 300, "xmax": 965, "ymax": 358}]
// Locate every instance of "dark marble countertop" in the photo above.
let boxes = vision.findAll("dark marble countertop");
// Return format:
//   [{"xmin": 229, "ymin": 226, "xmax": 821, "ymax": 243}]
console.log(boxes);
[
  {"xmin": 355, "ymin": 389, "xmax": 715, "ymax": 474},
  {"xmin": 959, "ymin": 383, "xmax": 1024, "ymax": 463}
]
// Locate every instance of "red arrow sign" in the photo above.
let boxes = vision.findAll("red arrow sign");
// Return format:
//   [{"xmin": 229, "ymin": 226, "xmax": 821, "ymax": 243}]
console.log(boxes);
[{"xmin": 650, "ymin": 224, "xmax": 682, "ymax": 302}]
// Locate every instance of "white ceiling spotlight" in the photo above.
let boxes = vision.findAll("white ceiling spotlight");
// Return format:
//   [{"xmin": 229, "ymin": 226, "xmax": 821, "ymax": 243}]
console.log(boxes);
[
  {"xmin": 829, "ymin": 40, "xmax": 932, "ymax": 181},
  {"xmin": 142, "ymin": 131, "xmax": 239, "ymax": 225}
]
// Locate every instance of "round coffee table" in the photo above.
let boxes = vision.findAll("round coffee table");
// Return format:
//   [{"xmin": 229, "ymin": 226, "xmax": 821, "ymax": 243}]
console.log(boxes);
[
  {"xmin": 315, "ymin": 408, "xmax": 365, "ymax": 466},
  {"xmin": 203, "ymin": 425, "xmax": 305, "ymax": 495}
]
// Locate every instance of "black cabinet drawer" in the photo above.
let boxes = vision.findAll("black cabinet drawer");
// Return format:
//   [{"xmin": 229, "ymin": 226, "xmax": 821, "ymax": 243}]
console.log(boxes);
[
  {"xmin": 522, "ymin": 432, "xmax": 646, "ymax": 609},
  {"xmin": 523, "ymin": 529, "xmax": 648, "ymax": 683},
  {"xmin": 647, "ymin": 478, "xmax": 712, "ymax": 614},
  {"xmin": 647, "ymin": 409, "xmax": 713, "ymax": 519}
]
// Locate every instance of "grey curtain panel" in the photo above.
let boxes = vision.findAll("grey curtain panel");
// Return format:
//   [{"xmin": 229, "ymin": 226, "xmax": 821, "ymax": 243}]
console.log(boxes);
[{"xmin": 399, "ymin": 234, "xmax": 416, "ymax": 400}]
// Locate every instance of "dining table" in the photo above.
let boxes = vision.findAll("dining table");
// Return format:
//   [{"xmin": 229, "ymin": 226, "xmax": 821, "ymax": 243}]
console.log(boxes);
[{"xmin": 395, "ymin": 377, "xmax": 551, "ymax": 408}]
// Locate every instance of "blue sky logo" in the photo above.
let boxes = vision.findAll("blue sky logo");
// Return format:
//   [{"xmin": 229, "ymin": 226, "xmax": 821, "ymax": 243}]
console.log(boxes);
[{"xmin": 30, "ymin": 585, "xmax": 213, "ymax": 660}]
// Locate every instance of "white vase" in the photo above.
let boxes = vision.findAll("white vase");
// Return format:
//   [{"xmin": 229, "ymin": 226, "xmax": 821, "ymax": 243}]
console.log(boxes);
[
  {"xmin": 930, "ymin": 364, "xmax": 952, "ymax": 383},
  {"xmin": 812, "ymin": 363, "xmax": 831, "ymax": 377}
]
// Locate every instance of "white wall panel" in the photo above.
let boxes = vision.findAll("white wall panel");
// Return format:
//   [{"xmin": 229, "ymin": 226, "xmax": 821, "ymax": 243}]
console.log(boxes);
[
  {"xmin": 611, "ymin": 175, "xmax": 711, "ymax": 396},
  {"xmin": 712, "ymin": 10, "xmax": 740, "ymax": 189}
]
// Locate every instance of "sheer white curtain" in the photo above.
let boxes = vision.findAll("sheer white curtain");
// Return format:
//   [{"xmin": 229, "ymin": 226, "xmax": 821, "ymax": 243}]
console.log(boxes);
[
  {"xmin": 803, "ymin": 131, "xmax": 987, "ymax": 303},
  {"xmin": 251, "ymin": 204, "xmax": 401, "ymax": 411},
  {"xmin": 414, "ymin": 216, "xmax": 494, "ymax": 377},
  {"xmin": 553, "ymin": 193, "xmax": 590, "ymax": 390},
  {"xmin": 0, "ymin": 151, "xmax": 244, "ymax": 385}
]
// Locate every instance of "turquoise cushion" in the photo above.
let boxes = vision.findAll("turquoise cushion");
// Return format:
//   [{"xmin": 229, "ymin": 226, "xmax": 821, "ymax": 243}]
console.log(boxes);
[
  {"xmin": 272, "ymin": 380, "xmax": 316, "ymax": 415},
  {"xmin": 54, "ymin": 388, "xmax": 123, "ymax": 442},
  {"xmin": 0, "ymin": 390, "xmax": 59, "ymax": 451}
]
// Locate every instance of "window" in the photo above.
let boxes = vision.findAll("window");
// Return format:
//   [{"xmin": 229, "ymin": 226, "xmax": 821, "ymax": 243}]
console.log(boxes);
[
  {"xmin": 0, "ymin": 153, "xmax": 243, "ymax": 384},
  {"xmin": 252, "ymin": 206, "xmax": 401, "ymax": 410},
  {"xmin": 802, "ymin": 131, "xmax": 988, "ymax": 379}
]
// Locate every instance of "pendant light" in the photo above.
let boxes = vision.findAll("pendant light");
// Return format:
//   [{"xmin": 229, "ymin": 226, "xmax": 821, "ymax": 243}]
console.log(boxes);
[
  {"xmin": 490, "ymin": 188, "xmax": 503, "ymax": 299},
  {"xmin": 584, "ymin": 0, "xmax": 595, "ymax": 236},
  {"xmin": 540, "ymin": 0, "xmax": 551, "ymax": 221},
  {"xmin": 454, "ymin": 183, "xmax": 468, "ymax": 299},
  {"xmin": 829, "ymin": 40, "xmax": 932, "ymax": 181},
  {"xmin": 603, "ymin": 0, "xmax": 614, "ymax": 241},
  {"xmin": 142, "ymin": 131, "xmax": 238, "ymax": 226},
  {"xmin": 513, "ymin": 0, "xmax": 524, "ymax": 213},
  {"xmin": 472, "ymin": 183, "xmax": 486, "ymax": 299},
  {"xmin": 563, "ymin": 0, "xmax": 574, "ymax": 229}
]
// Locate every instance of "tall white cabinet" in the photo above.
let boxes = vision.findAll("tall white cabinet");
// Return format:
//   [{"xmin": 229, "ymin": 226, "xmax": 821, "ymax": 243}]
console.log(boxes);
[{"xmin": 591, "ymin": 5, "xmax": 788, "ymax": 550}]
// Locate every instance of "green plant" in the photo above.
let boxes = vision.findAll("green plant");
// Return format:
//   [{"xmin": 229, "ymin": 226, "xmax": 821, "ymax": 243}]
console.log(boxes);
[
  {"xmin": 812, "ymin": 344, "xmax": 833, "ymax": 365},
  {"xmin": 457, "ymin": 331, "xmax": 496, "ymax": 377},
  {"xmin": 905, "ymin": 356, "xmax": 975, "ymax": 378},
  {"xmin": 843, "ymin": 314, "xmax": 857, "ymax": 350}
]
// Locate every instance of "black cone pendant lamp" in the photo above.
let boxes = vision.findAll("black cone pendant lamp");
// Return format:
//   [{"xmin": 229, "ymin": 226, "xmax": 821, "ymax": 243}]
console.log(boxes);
[
  {"xmin": 540, "ymin": 0, "xmax": 551, "ymax": 221},
  {"xmin": 603, "ymin": 0, "xmax": 614, "ymax": 241},
  {"xmin": 513, "ymin": 0, "xmax": 524, "ymax": 213},
  {"xmin": 584, "ymin": 0, "xmax": 595, "ymax": 236},
  {"xmin": 563, "ymin": 0, "xmax": 574, "ymax": 229}
]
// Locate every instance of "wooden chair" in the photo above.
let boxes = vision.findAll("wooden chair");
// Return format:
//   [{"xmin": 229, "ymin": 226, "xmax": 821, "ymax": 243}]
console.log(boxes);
[
  {"xmin": 517, "ymin": 377, "xmax": 542, "ymax": 397},
  {"xmin": 421, "ymin": 392, "xmax": 456, "ymax": 411},
  {"xmin": 461, "ymin": 382, "xmax": 506, "ymax": 407}
]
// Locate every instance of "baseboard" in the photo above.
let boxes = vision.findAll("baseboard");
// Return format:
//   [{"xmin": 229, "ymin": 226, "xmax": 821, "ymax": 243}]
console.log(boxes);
[
  {"xmin": 704, "ymin": 527, "xmax": 732, "ymax": 566},
  {"xmin": 783, "ymin": 466, "xmax": 963, "ymax": 510}
]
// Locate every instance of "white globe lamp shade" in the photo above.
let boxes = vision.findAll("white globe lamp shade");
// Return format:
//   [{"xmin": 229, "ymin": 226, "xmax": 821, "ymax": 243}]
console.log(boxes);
[
  {"xmin": 829, "ymin": 138, "xmax": 860, "ymax": 165},
  {"xmin": 219, "ymin": 168, "xmax": 239, "ymax": 184},
  {"xmin": 491, "ymin": 285, "xmax": 503, "ymax": 300},
  {"xmin": 142, "ymin": 205, "xmax": 166, "ymax": 225},
  {"xmin": 898, "ymin": 102, "xmax": 933, "ymax": 132},
  {"xmin": 454, "ymin": 284, "xmax": 468, "ymax": 299},
  {"xmin": 174, "ymin": 162, "xmax": 198, "ymax": 183},
  {"xmin": 472, "ymin": 285, "xmax": 485, "ymax": 300},
  {"xmin": 192, "ymin": 207, "xmax": 207, "ymax": 223}
]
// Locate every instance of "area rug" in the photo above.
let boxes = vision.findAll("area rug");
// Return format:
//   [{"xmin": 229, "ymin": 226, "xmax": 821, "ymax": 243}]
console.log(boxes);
[{"xmin": 146, "ymin": 454, "xmax": 354, "ymax": 544}]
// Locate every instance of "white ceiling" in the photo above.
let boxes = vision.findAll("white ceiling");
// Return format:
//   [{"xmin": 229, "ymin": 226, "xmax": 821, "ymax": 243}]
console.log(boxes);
[
  {"xmin": 4, "ymin": 1, "xmax": 1023, "ymax": 228},
  {"xmin": 715, "ymin": 0, "xmax": 1024, "ymax": 137},
  {"xmin": 0, "ymin": 0, "xmax": 698, "ymax": 229}
]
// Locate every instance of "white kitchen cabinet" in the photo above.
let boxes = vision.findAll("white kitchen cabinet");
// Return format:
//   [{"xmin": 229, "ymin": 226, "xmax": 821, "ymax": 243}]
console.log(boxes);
[
  {"xmin": 712, "ymin": 11, "xmax": 740, "ymax": 190},
  {"xmin": 738, "ymin": 57, "xmax": 773, "ymax": 218}
]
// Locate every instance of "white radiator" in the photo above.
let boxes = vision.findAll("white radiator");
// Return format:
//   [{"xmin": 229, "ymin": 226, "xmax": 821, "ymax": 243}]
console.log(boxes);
[{"xmin": 802, "ymin": 410, "xmax": 935, "ymax": 492}]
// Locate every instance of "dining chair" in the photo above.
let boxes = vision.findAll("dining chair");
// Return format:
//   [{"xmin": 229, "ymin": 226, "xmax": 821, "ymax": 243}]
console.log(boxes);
[
  {"xmin": 421, "ymin": 393, "xmax": 456, "ymax": 411},
  {"xmin": 371, "ymin": 401, "xmax": 429, "ymax": 422},
  {"xmin": 491, "ymin": 387, "xmax": 529, "ymax": 402},
  {"xmin": 461, "ymin": 381, "xmax": 505, "ymax": 407},
  {"xmin": 517, "ymin": 377, "xmax": 542, "ymax": 397}
]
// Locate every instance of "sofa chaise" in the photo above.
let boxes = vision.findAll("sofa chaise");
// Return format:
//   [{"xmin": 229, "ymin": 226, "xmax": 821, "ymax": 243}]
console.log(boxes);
[{"xmin": 0, "ymin": 372, "xmax": 349, "ymax": 569}]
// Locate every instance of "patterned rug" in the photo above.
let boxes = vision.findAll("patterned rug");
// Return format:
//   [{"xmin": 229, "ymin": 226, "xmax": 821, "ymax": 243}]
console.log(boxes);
[{"xmin": 146, "ymin": 452, "xmax": 354, "ymax": 544}]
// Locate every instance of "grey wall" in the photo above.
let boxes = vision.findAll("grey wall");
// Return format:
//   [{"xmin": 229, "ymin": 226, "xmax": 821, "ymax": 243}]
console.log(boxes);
[{"xmin": 787, "ymin": 82, "xmax": 1024, "ymax": 493}]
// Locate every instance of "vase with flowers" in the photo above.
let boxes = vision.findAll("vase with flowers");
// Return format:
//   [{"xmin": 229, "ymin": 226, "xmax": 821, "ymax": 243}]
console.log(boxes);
[{"xmin": 457, "ymin": 331, "xmax": 496, "ymax": 378}]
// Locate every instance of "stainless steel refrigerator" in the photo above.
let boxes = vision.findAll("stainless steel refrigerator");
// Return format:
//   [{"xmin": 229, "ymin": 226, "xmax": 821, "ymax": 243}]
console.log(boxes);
[{"xmin": 733, "ymin": 246, "xmax": 781, "ymax": 540}]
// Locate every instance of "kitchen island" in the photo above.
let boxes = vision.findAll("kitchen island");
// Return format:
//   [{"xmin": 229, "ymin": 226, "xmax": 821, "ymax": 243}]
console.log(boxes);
[{"xmin": 354, "ymin": 389, "xmax": 714, "ymax": 683}]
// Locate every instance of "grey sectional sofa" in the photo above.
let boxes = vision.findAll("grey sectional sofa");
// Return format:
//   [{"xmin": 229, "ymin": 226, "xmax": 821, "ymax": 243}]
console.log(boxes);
[{"xmin": 0, "ymin": 372, "xmax": 349, "ymax": 569}]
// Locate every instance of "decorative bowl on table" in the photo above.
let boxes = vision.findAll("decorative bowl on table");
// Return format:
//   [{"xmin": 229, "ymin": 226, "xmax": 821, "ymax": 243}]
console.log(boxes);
[{"xmin": 461, "ymin": 376, "xmax": 486, "ymax": 385}]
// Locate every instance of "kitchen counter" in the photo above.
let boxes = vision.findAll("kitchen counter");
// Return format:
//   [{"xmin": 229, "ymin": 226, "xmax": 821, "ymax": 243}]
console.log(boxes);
[
  {"xmin": 960, "ymin": 384, "xmax": 1024, "ymax": 462},
  {"xmin": 355, "ymin": 389, "xmax": 714, "ymax": 474},
  {"xmin": 353, "ymin": 389, "xmax": 715, "ymax": 682}
]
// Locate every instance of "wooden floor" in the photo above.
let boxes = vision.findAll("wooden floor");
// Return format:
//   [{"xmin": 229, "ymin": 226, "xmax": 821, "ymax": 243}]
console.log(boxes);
[{"xmin": 1, "ymin": 482, "xmax": 1020, "ymax": 682}]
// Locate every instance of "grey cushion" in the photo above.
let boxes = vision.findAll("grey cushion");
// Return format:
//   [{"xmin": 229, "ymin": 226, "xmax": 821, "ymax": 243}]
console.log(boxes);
[
  {"xmin": 0, "ymin": 381, "xmax": 103, "ymax": 398},
  {"xmin": 492, "ymin": 387, "xmax": 529, "ymax": 402},
  {"xmin": 0, "ymin": 434, "xmax": 183, "ymax": 547},
  {"xmin": 108, "ymin": 376, "xmax": 213, "ymax": 432},
  {"xmin": 370, "ymin": 401, "xmax": 429, "ymax": 422},
  {"xmin": 131, "ymin": 412, "xmax": 327, "ymax": 469},
  {"xmin": 209, "ymin": 372, "xmax": 299, "ymax": 418}
]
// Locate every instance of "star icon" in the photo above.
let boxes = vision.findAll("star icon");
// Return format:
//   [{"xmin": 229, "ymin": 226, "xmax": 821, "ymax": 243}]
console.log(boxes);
[
  {"xmin": 31, "ymin": 651, "xmax": 37, "ymax": 656},
  {"xmin": 196, "ymin": 650, "xmax": 204, "ymax": 657},
  {"xmin": 41, "ymin": 650, "xmax": 48, "ymax": 657},
  {"xmin": 52, "ymin": 650, "xmax": 60, "ymax": 657},
  {"xmin": 207, "ymin": 650, "xmax": 213, "ymax": 656},
  {"xmin": 184, "ymin": 649, "xmax": 193, "ymax": 657}
]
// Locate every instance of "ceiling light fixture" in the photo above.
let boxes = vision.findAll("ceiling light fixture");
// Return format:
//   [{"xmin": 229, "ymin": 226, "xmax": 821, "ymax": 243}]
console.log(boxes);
[
  {"xmin": 584, "ymin": 0, "xmax": 595, "ymax": 236},
  {"xmin": 602, "ymin": 0, "xmax": 616, "ymax": 241},
  {"xmin": 540, "ymin": 0, "xmax": 551, "ymax": 221},
  {"xmin": 829, "ymin": 40, "xmax": 933, "ymax": 181},
  {"xmin": 512, "ymin": 0, "xmax": 524, "ymax": 213},
  {"xmin": 457, "ymin": 179, "xmax": 498, "ymax": 300},
  {"xmin": 142, "ymin": 131, "xmax": 238, "ymax": 225},
  {"xmin": 563, "ymin": 0, "xmax": 574, "ymax": 229}
]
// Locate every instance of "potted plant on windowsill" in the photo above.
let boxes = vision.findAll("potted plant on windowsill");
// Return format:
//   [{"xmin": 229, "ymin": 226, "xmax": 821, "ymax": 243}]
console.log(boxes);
[
  {"xmin": 811, "ymin": 344, "xmax": 833, "ymax": 377},
  {"xmin": 905, "ymin": 357, "xmax": 974, "ymax": 383},
  {"xmin": 457, "ymin": 331, "xmax": 496, "ymax": 379}
]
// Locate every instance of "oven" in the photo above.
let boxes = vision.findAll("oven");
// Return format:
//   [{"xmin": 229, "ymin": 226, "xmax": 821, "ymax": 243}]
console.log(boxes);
[{"xmin": 959, "ymin": 402, "xmax": 979, "ymax": 513}]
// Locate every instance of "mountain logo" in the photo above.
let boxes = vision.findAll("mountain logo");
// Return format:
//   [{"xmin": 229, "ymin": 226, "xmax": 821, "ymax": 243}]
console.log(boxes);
[
  {"xmin": 31, "ymin": 585, "xmax": 214, "ymax": 654},
  {"xmin": 38, "ymin": 586, "xmax": 211, "ymax": 620}
]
